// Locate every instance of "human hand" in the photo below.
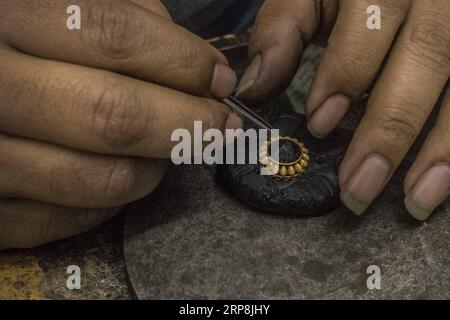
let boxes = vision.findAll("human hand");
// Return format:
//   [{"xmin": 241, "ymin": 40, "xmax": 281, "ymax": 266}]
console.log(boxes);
[
  {"xmin": 238, "ymin": 0, "xmax": 449, "ymax": 220},
  {"xmin": 0, "ymin": 0, "xmax": 240, "ymax": 248}
]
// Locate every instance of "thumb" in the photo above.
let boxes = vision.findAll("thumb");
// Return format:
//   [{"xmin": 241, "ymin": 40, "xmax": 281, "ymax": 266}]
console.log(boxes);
[{"xmin": 237, "ymin": 0, "xmax": 337, "ymax": 105}]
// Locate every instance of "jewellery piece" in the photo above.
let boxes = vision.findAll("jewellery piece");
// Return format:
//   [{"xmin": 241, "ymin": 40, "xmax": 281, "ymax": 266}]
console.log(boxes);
[{"xmin": 259, "ymin": 136, "xmax": 309, "ymax": 181}]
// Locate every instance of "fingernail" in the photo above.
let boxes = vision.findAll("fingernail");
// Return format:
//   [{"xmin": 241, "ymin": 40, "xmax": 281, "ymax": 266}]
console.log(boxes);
[
  {"xmin": 341, "ymin": 155, "xmax": 391, "ymax": 216},
  {"xmin": 225, "ymin": 112, "xmax": 244, "ymax": 130},
  {"xmin": 405, "ymin": 165, "xmax": 450, "ymax": 221},
  {"xmin": 224, "ymin": 113, "xmax": 244, "ymax": 146},
  {"xmin": 308, "ymin": 94, "xmax": 351, "ymax": 138},
  {"xmin": 236, "ymin": 54, "xmax": 262, "ymax": 97},
  {"xmin": 211, "ymin": 64, "xmax": 238, "ymax": 98}
]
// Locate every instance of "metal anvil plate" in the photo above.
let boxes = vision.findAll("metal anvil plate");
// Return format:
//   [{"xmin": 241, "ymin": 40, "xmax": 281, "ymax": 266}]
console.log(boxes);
[{"xmin": 123, "ymin": 159, "xmax": 450, "ymax": 299}]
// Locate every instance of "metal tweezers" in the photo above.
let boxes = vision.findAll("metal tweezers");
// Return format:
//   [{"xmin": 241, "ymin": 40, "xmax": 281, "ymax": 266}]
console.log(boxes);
[{"xmin": 222, "ymin": 96, "xmax": 274, "ymax": 130}]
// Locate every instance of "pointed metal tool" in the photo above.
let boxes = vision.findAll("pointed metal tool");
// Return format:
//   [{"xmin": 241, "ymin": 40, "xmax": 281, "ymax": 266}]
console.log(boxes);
[{"xmin": 222, "ymin": 96, "xmax": 274, "ymax": 130}]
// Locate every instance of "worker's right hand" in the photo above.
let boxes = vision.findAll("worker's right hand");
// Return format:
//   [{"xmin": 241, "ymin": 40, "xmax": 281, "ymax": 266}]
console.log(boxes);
[
  {"xmin": 0, "ymin": 0, "xmax": 240, "ymax": 249},
  {"xmin": 239, "ymin": 0, "xmax": 449, "ymax": 221}
]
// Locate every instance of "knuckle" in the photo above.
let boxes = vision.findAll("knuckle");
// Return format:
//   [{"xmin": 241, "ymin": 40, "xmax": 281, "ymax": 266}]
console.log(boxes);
[
  {"xmin": 92, "ymin": 159, "xmax": 139, "ymax": 204},
  {"xmin": 376, "ymin": 0, "xmax": 410, "ymax": 13},
  {"xmin": 202, "ymin": 99, "xmax": 228, "ymax": 131},
  {"xmin": 326, "ymin": 49, "xmax": 372, "ymax": 96},
  {"xmin": 6, "ymin": 72, "xmax": 52, "ymax": 116},
  {"xmin": 164, "ymin": 40, "xmax": 205, "ymax": 88},
  {"xmin": 90, "ymin": 81, "xmax": 149, "ymax": 148},
  {"xmin": 407, "ymin": 15, "xmax": 450, "ymax": 68},
  {"xmin": 82, "ymin": 2, "xmax": 147, "ymax": 60},
  {"xmin": 256, "ymin": 6, "xmax": 281, "ymax": 27},
  {"xmin": 374, "ymin": 101, "xmax": 424, "ymax": 144}
]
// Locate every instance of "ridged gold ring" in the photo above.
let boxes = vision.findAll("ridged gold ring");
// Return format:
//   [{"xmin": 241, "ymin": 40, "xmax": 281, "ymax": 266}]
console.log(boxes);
[{"xmin": 259, "ymin": 136, "xmax": 309, "ymax": 180}]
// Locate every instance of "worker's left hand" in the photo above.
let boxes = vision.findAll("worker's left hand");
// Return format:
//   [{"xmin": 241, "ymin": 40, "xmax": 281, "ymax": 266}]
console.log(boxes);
[
  {"xmin": 238, "ymin": 0, "xmax": 450, "ymax": 220},
  {"xmin": 0, "ymin": 0, "xmax": 238, "ymax": 249}
]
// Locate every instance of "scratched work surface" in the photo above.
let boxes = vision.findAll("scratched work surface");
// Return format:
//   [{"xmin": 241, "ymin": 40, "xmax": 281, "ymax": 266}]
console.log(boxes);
[
  {"xmin": 0, "ymin": 215, "xmax": 131, "ymax": 300},
  {"xmin": 124, "ymin": 156, "xmax": 450, "ymax": 299}
]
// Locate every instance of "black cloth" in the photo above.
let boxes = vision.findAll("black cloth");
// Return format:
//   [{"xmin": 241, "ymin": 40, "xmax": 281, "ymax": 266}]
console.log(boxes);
[{"xmin": 162, "ymin": 0, "xmax": 264, "ymax": 37}]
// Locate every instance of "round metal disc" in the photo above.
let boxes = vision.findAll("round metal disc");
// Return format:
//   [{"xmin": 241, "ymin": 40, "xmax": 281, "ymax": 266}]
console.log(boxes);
[{"xmin": 123, "ymin": 163, "xmax": 450, "ymax": 299}]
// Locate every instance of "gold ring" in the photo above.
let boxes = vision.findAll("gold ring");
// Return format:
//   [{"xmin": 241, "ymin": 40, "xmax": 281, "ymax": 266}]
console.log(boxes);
[{"xmin": 259, "ymin": 136, "xmax": 309, "ymax": 180}]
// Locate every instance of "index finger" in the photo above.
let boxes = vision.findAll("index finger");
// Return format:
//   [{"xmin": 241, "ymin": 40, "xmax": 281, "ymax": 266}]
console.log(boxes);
[
  {"xmin": 0, "ymin": 0, "xmax": 236, "ymax": 98},
  {"xmin": 0, "ymin": 47, "xmax": 241, "ymax": 159}
]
